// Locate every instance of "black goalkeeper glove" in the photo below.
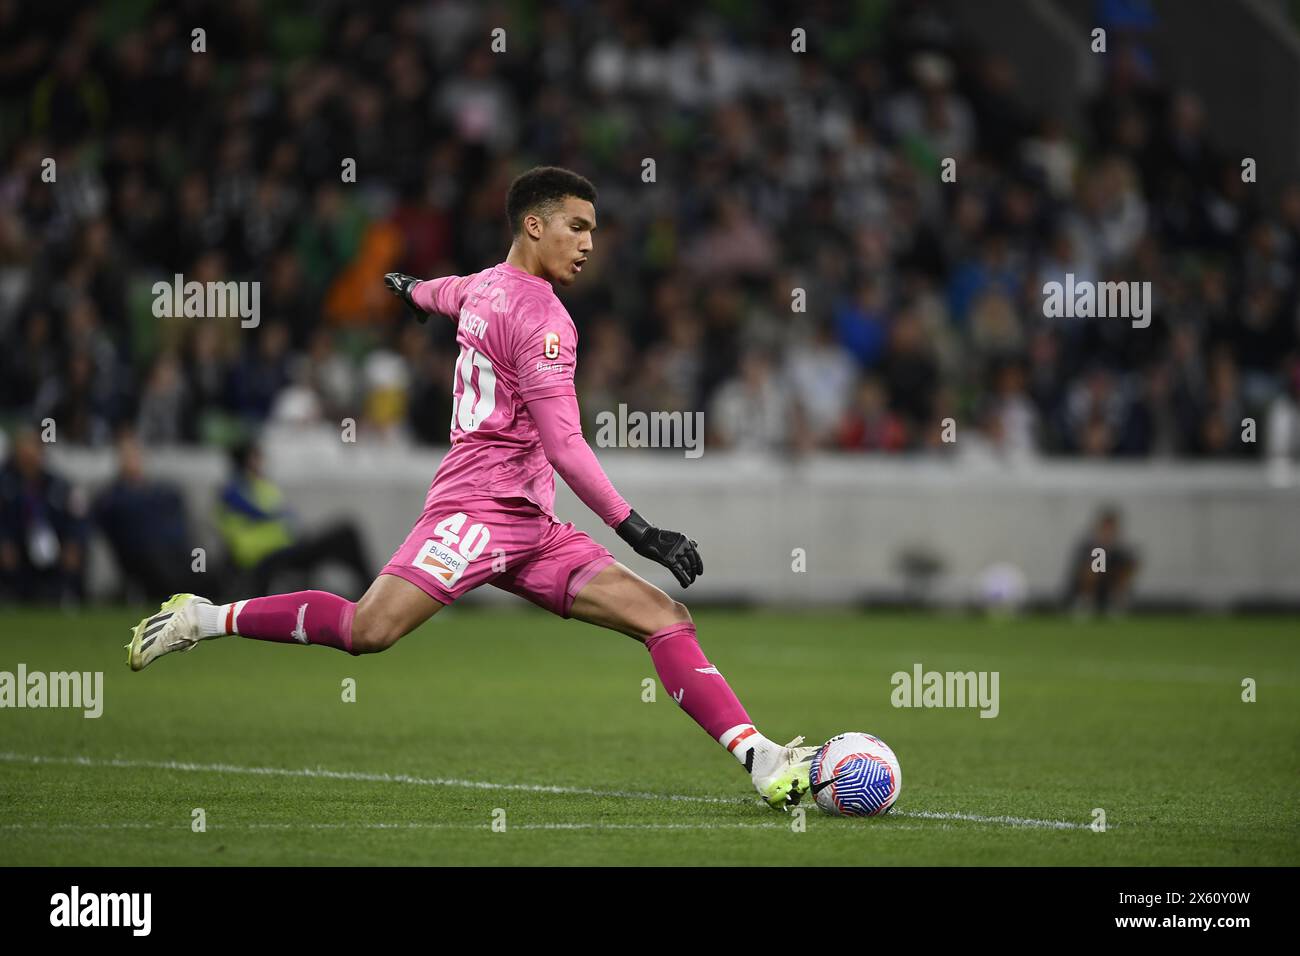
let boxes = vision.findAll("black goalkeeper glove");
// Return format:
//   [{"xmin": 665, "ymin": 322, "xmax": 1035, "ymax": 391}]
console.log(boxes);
[
  {"xmin": 384, "ymin": 272, "xmax": 428, "ymax": 323},
  {"xmin": 616, "ymin": 509, "xmax": 703, "ymax": 588}
]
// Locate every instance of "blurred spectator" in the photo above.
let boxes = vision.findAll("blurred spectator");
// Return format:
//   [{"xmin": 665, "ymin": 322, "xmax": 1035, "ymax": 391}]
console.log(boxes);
[
  {"xmin": 652, "ymin": 308, "xmax": 704, "ymax": 411},
  {"xmin": 1063, "ymin": 506, "xmax": 1140, "ymax": 615},
  {"xmin": 887, "ymin": 52, "xmax": 976, "ymax": 166},
  {"xmin": 1195, "ymin": 348, "xmax": 1247, "ymax": 457},
  {"xmin": 0, "ymin": 428, "xmax": 88, "ymax": 604},
  {"xmin": 967, "ymin": 288, "xmax": 1025, "ymax": 365},
  {"xmin": 1063, "ymin": 366, "xmax": 1129, "ymax": 456},
  {"xmin": 981, "ymin": 362, "xmax": 1039, "ymax": 459},
  {"xmin": 785, "ymin": 320, "xmax": 858, "ymax": 447},
  {"xmin": 93, "ymin": 428, "xmax": 214, "ymax": 601},
  {"xmin": 1068, "ymin": 157, "xmax": 1148, "ymax": 268},
  {"xmin": 834, "ymin": 277, "xmax": 890, "ymax": 368},
  {"xmin": 836, "ymin": 375, "xmax": 906, "ymax": 452},
  {"xmin": 1266, "ymin": 356, "xmax": 1300, "ymax": 478},
  {"xmin": 227, "ymin": 321, "xmax": 293, "ymax": 424},
  {"xmin": 1120, "ymin": 360, "xmax": 1183, "ymax": 456},
  {"xmin": 683, "ymin": 193, "xmax": 777, "ymax": 279},
  {"xmin": 708, "ymin": 348, "xmax": 792, "ymax": 452},
  {"xmin": 407, "ymin": 343, "xmax": 457, "ymax": 446},
  {"xmin": 135, "ymin": 350, "xmax": 188, "ymax": 445},
  {"xmin": 435, "ymin": 48, "xmax": 517, "ymax": 152},
  {"xmin": 215, "ymin": 440, "xmax": 370, "ymax": 597},
  {"xmin": 882, "ymin": 309, "xmax": 939, "ymax": 434}
]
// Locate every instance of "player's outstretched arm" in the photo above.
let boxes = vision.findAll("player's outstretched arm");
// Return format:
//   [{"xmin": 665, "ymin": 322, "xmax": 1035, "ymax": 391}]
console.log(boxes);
[
  {"xmin": 383, "ymin": 273, "xmax": 470, "ymax": 323},
  {"xmin": 383, "ymin": 273, "xmax": 429, "ymax": 323},
  {"xmin": 527, "ymin": 392, "xmax": 703, "ymax": 588}
]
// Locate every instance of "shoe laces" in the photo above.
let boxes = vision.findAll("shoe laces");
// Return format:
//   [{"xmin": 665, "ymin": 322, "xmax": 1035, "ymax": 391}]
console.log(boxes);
[
  {"xmin": 164, "ymin": 613, "xmax": 200, "ymax": 652},
  {"xmin": 164, "ymin": 635, "xmax": 198, "ymax": 652},
  {"xmin": 783, "ymin": 735, "xmax": 818, "ymax": 765}
]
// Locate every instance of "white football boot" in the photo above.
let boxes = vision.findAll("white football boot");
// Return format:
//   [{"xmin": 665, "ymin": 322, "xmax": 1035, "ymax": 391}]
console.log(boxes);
[
  {"xmin": 752, "ymin": 736, "xmax": 819, "ymax": 811},
  {"xmin": 125, "ymin": 593, "xmax": 213, "ymax": 671}
]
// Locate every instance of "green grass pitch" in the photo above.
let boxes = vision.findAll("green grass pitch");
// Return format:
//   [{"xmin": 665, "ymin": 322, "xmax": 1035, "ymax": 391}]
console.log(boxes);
[{"xmin": 1, "ymin": 606, "xmax": 1297, "ymax": 865}]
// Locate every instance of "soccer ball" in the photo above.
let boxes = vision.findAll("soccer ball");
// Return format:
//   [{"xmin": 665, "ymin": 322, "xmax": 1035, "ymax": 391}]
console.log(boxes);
[
  {"xmin": 976, "ymin": 561, "xmax": 1029, "ymax": 615},
  {"xmin": 808, "ymin": 732, "xmax": 902, "ymax": 817}
]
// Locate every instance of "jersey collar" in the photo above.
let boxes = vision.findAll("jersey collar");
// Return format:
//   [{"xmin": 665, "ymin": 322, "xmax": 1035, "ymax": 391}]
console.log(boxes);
[{"xmin": 497, "ymin": 261, "xmax": 552, "ymax": 288}]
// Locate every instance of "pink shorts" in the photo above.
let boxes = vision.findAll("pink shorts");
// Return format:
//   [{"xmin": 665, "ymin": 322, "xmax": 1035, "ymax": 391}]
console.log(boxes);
[{"xmin": 379, "ymin": 497, "xmax": 615, "ymax": 618}]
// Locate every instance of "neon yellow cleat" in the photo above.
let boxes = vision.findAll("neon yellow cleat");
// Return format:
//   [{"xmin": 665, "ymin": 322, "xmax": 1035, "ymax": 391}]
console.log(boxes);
[
  {"xmin": 753, "ymin": 736, "xmax": 818, "ymax": 811},
  {"xmin": 125, "ymin": 593, "xmax": 212, "ymax": 672}
]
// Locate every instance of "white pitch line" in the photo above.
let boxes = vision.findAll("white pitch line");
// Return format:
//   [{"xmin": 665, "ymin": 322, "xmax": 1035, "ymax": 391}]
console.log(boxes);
[
  {"xmin": 891, "ymin": 809, "xmax": 1091, "ymax": 830},
  {"xmin": 0, "ymin": 821, "xmax": 937, "ymax": 832},
  {"xmin": 0, "ymin": 821, "xmax": 781, "ymax": 831},
  {"xmin": 0, "ymin": 751, "xmax": 1088, "ymax": 830},
  {"xmin": 0, "ymin": 751, "xmax": 738, "ymax": 805}
]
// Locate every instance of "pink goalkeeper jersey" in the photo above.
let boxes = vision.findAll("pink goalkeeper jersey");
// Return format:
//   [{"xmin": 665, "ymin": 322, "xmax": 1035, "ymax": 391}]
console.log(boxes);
[{"xmin": 411, "ymin": 261, "xmax": 628, "ymax": 527}]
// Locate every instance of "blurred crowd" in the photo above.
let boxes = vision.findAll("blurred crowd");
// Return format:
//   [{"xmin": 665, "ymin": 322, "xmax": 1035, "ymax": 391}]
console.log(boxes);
[
  {"xmin": 1, "ymin": 423, "xmax": 371, "ymax": 605},
  {"xmin": 3, "ymin": 0, "xmax": 1300, "ymax": 471}
]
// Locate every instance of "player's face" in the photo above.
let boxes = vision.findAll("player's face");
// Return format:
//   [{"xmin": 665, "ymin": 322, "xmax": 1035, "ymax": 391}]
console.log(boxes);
[{"xmin": 539, "ymin": 196, "xmax": 595, "ymax": 286}]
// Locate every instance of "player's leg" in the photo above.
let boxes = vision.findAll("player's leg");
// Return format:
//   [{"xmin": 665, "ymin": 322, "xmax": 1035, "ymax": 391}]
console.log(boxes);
[
  {"xmin": 126, "ymin": 500, "xmax": 530, "ymax": 670},
  {"xmin": 350, "ymin": 572, "xmax": 444, "ymax": 653},
  {"xmin": 568, "ymin": 563, "xmax": 816, "ymax": 809},
  {"xmin": 569, "ymin": 564, "xmax": 762, "ymax": 749},
  {"xmin": 125, "ymin": 572, "xmax": 446, "ymax": 670},
  {"xmin": 564, "ymin": 560, "xmax": 691, "ymax": 639},
  {"xmin": 210, "ymin": 572, "xmax": 441, "ymax": 653},
  {"xmin": 533, "ymin": 548, "xmax": 806, "ymax": 811},
  {"xmin": 498, "ymin": 532, "xmax": 808, "ymax": 788}
]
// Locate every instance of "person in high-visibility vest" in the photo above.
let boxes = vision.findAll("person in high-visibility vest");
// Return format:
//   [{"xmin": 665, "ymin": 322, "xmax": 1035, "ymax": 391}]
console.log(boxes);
[{"xmin": 215, "ymin": 440, "xmax": 370, "ymax": 597}]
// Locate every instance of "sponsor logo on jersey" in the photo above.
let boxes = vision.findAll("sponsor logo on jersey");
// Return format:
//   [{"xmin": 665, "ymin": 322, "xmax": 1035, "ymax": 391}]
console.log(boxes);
[
  {"xmin": 543, "ymin": 331, "xmax": 560, "ymax": 359},
  {"xmin": 414, "ymin": 538, "xmax": 469, "ymax": 589}
]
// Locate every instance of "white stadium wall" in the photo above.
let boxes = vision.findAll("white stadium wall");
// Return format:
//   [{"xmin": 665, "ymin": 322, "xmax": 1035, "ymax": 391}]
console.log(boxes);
[{"xmin": 50, "ymin": 436, "xmax": 1300, "ymax": 608}]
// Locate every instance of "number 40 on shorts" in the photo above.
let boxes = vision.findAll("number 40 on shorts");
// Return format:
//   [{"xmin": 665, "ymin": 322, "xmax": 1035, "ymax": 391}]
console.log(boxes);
[{"xmin": 412, "ymin": 512, "xmax": 492, "ymax": 590}]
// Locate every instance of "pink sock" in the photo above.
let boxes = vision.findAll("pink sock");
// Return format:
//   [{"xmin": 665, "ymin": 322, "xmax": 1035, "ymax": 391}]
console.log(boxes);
[
  {"xmin": 645, "ymin": 622, "xmax": 752, "ymax": 742},
  {"xmin": 216, "ymin": 591, "xmax": 356, "ymax": 654}
]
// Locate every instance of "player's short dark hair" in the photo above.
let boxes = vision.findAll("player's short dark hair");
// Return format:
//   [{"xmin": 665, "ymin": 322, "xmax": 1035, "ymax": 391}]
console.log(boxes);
[{"xmin": 506, "ymin": 166, "xmax": 596, "ymax": 236}]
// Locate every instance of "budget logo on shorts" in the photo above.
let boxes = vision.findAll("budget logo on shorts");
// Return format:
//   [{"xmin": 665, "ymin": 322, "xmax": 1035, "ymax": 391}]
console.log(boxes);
[
  {"xmin": 543, "ymin": 331, "xmax": 560, "ymax": 359},
  {"xmin": 414, "ymin": 538, "xmax": 468, "ymax": 589}
]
